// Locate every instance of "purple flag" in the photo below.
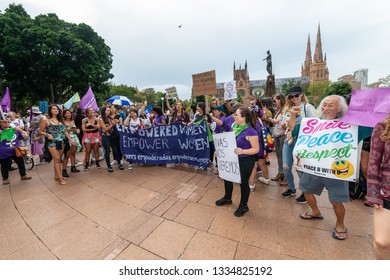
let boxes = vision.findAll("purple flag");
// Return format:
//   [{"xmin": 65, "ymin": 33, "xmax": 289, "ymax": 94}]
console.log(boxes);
[
  {"xmin": 341, "ymin": 88, "xmax": 390, "ymax": 127},
  {"xmin": 0, "ymin": 87, "xmax": 11, "ymax": 112},
  {"xmin": 79, "ymin": 86, "xmax": 99, "ymax": 111}
]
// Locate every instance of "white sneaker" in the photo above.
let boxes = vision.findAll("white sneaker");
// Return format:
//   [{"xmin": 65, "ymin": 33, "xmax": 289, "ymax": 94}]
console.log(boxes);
[
  {"xmin": 111, "ymin": 160, "xmax": 116, "ymax": 165},
  {"xmin": 258, "ymin": 177, "xmax": 270, "ymax": 185},
  {"xmin": 249, "ymin": 184, "xmax": 255, "ymax": 192},
  {"xmin": 128, "ymin": 164, "xmax": 133, "ymax": 170}
]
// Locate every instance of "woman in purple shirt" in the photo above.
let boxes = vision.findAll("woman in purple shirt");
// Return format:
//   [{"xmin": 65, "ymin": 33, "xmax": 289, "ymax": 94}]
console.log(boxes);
[
  {"xmin": 215, "ymin": 107, "xmax": 259, "ymax": 217},
  {"xmin": 151, "ymin": 106, "xmax": 166, "ymax": 126}
]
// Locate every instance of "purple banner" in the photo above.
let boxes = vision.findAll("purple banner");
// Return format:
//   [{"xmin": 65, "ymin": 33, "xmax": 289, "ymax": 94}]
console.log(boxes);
[
  {"xmin": 79, "ymin": 86, "xmax": 99, "ymax": 111},
  {"xmin": 0, "ymin": 87, "xmax": 11, "ymax": 112},
  {"xmin": 341, "ymin": 88, "xmax": 390, "ymax": 127}
]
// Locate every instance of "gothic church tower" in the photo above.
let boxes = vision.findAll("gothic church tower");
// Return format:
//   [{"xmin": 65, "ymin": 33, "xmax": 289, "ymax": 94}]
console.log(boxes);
[
  {"xmin": 301, "ymin": 24, "xmax": 329, "ymax": 84},
  {"xmin": 233, "ymin": 60, "xmax": 251, "ymax": 100}
]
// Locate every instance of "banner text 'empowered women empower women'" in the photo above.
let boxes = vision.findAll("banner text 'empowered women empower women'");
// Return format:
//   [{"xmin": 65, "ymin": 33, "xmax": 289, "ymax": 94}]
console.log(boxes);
[{"xmin": 118, "ymin": 122, "xmax": 210, "ymax": 167}]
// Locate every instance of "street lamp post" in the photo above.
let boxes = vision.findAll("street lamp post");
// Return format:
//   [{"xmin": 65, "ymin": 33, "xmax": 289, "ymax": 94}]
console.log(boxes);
[{"xmin": 161, "ymin": 97, "xmax": 165, "ymax": 113}]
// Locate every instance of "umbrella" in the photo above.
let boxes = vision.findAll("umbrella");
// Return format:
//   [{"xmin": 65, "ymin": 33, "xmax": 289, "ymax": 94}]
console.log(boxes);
[{"xmin": 107, "ymin": 95, "xmax": 133, "ymax": 106}]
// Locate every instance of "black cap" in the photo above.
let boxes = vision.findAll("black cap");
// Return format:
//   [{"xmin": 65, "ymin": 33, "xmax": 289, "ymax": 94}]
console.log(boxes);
[{"xmin": 287, "ymin": 85, "xmax": 303, "ymax": 96}]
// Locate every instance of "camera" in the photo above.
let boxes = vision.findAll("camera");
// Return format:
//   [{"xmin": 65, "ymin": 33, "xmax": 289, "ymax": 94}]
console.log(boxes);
[{"xmin": 55, "ymin": 140, "xmax": 63, "ymax": 150}]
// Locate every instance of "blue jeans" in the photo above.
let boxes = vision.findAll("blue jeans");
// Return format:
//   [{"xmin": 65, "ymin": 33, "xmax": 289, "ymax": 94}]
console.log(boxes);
[
  {"xmin": 282, "ymin": 138, "xmax": 297, "ymax": 191},
  {"xmin": 274, "ymin": 134, "xmax": 285, "ymax": 174}
]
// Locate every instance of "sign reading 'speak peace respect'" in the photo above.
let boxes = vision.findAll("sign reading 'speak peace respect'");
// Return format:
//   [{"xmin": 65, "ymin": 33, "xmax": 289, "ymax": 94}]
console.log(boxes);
[{"xmin": 292, "ymin": 118, "xmax": 359, "ymax": 182}]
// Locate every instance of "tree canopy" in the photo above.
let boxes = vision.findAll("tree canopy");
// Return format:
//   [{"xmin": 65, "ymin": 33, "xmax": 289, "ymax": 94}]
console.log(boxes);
[{"xmin": 0, "ymin": 4, "xmax": 113, "ymax": 111}]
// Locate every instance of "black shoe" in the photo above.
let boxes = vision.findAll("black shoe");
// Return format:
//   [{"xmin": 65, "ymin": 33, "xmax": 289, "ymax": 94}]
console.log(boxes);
[
  {"xmin": 62, "ymin": 169, "xmax": 70, "ymax": 178},
  {"xmin": 281, "ymin": 189, "xmax": 296, "ymax": 198},
  {"xmin": 71, "ymin": 166, "xmax": 80, "ymax": 173},
  {"xmin": 83, "ymin": 163, "xmax": 89, "ymax": 171},
  {"xmin": 234, "ymin": 205, "xmax": 249, "ymax": 217},
  {"xmin": 215, "ymin": 197, "xmax": 232, "ymax": 206},
  {"xmin": 295, "ymin": 193, "xmax": 307, "ymax": 204},
  {"xmin": 96, "ymin": 162, "xmax": 101, "ymax": 169},
  {"xmin": 118, "ymin": 164, "xmax": 124, "ymax": 170},
  {"xmin": 265, "ymin": 160, "xmax": 270, "ymax": 165}
]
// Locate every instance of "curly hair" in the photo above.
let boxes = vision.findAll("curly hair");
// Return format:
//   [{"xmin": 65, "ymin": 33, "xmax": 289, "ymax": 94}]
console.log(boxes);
[{"xmin": 380, "ymin": 113, "xmax": 390, "ymax": 142}]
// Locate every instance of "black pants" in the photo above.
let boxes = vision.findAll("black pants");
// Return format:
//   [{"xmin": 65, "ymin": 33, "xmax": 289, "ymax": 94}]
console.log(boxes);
[
  {"xmin": 102, "ymin": 136, "xmax": 121, "ymax": 167},
  {"xmin": 223, "ymin": 156, "xmax": 256, "ymax": 207},
  {"xmin": 0, "ymin": 156, "xmax": 26, "ymax": 180}
]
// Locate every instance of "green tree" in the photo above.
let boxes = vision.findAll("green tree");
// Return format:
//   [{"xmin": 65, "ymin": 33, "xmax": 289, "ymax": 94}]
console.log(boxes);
[
  {"xmin": 0, "ymin": 4, "xmax": 113, "ymax": 111},
  {"xmin": 108, "ymin": 84, "xmax": 140, "ymax": 103},
  {"xmin": 378, "ymin": 74, "xmax": 390, "ymax": 88},
  {"xmin": 325, "ymin": 81, "xmax": 352, "ymax": 97},
  {"xmin": 308, "ymin": 80, "xmax": 331, "ymax": 107}
]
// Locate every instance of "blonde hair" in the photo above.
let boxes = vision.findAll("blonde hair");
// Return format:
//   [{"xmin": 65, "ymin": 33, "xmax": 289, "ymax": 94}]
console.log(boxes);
[
  {"xmin": 282, "ymin": 93, "xmax": 310, "ymax": 114},
  {"xmin": 380, "ymin": 113, "xmax": 390, "ymax": 142}
]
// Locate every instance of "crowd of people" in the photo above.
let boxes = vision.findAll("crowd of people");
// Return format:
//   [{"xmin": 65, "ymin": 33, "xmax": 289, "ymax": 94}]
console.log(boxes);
[{"xmin": 0, "ymin": 86, "xmax": 389, "ymax": 259}]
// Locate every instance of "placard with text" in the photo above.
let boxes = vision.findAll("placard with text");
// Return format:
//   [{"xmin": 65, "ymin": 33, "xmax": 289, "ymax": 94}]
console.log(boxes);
[{"xmin": 292, "ymin": 118, "xmax": 359, "ymax": 182}]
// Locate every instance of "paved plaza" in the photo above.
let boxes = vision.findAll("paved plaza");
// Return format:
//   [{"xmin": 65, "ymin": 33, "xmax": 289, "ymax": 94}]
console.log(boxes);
[{"xmin": 0, "ymin": 153, "xmax": 376, "ymax": 260}]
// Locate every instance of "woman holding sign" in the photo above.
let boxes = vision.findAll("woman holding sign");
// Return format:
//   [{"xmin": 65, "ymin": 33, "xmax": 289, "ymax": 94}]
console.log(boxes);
[
  {"xmin": 367, "ymin": 112, "xmax": 390, "ymax": 259},
  {"xmin": 215, "ymin": 107, "xmax": 259, "ymax": 217}
]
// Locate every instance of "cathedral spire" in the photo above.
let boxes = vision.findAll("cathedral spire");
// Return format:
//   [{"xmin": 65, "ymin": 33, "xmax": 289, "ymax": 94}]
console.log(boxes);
[
  {"xmin": 233, "ymin": 61, "xmax": 236, "ymax": 71},
  {"xmin": 245, "ymin": 60, "xmax": 247, "ymax": 70},
  {"xmin": 314, "ymin": 23, "xmax": 323, "ymax": 63},
  {"xmin": 304, "ymin": 33, "xmax": 312, "ymax": 69}
]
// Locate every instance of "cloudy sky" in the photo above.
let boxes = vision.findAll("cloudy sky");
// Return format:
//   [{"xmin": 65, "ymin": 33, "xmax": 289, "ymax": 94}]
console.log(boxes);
[{"xmin": 1, "ymin": 0, "xmax": 389, "ymax": 100}]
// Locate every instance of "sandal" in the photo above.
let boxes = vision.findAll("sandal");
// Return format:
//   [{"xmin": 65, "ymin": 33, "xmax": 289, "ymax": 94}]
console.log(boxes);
[
  {"xmin": 332, "ymin": 227, "xmax": 347, "ymax": 240},
  {"xmin": 57, "ymin": 179, "xmax": 69, "ymax": 185}
]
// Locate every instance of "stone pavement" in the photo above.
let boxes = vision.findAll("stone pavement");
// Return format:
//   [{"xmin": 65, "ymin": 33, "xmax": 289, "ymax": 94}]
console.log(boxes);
[{"xmin": 0, "ymin": 153, "xmax": 375, "ymax": 260}]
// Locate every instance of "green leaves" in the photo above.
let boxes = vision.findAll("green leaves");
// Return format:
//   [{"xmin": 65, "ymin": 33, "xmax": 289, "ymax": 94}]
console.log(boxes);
[{"xmin": 0, "ymin": 4, "xmax": 113, "ymax": 111}]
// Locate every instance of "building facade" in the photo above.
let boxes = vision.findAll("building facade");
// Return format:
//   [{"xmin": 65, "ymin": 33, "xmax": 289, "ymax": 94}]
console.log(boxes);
[
  {"xmin": 301, "ymin": 24, "xmax": 329, "ymax": 85},
  {"xmin": 214, "ymin": 24, "xmax": 328, "ymax": 101}
]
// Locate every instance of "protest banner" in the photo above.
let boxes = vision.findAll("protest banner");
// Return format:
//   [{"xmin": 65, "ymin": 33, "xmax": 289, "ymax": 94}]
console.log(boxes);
[
  {"xmin": 213, "ymin": 132, "xmax": 241, "ymax": 184},
  {"xmin": 223, "ymin": 81, "xmax": 237, "ymax": 100},
  {"xmin": 341, "ymin": 88, "xmax": 390, "ymax": 127},
  {"xmin": 293, "ymin": 118, "xmax": 359, "ymax": 182},
  {"xmin": 192, "ymin": 70, "xmax": 217, "ymax": 96},
  {"xmin": 165, "ymin": 87, "xmax": 178, "ymax": 99},
  {"xmin": 119, "ymin": 122, "xmax": 210, "ymax": 167}
]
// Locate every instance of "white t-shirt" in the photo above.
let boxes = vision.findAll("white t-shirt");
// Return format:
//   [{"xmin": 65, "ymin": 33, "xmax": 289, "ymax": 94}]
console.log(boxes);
[{"xmin": 10, "ymin": 118, "xmax": 25, "ymax": 129}]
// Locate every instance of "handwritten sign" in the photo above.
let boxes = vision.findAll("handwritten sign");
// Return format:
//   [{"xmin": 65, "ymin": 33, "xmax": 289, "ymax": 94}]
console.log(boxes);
[
  {"xmin": 165, "ymin": 86, "xmax": 178, "ymax": 99},
  {"xmin": 223, "ymin": 81, "xmax": 237, "ymax": 100},
  {"xmin": 342, "ymin": 88, "xmax": 390, "ymax": 127},
  {"xmin": 213, "ymin": 132, "xmax": 241, "ymax": 184},
  {"xmin": 192, "ymin": 70, "xmax": 217, "ymax": 96},
  {"xmin": 293, "ymin": 118, "xmax": 359, "ymax": 182}
]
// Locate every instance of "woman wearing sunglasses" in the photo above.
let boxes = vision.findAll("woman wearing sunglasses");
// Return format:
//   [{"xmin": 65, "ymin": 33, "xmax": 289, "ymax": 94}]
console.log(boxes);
[{"xmin": 280, "ymin": 86, "xmax": 317, "ymax": 202}]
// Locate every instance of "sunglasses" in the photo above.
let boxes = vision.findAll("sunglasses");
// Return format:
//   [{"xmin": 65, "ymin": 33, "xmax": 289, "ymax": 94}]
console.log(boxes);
[{"xmin": 288, "ymin": 93, "xmax": 301, "ymax": 99}]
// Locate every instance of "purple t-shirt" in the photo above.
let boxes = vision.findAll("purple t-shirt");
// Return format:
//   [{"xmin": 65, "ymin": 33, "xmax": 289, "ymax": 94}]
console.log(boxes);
[
  {"xmin": 211, "ymin": 116, "xmax": 226, "ymax": 134},
  {"xmin": 0, "ymin": 130, "xmax": 22, "ymax": 160},
  {"xmin": 153, "ymin": 115, "xmax": 165, "ymax": 126},
  {"xmin": 236, "ymin": 127, "xmax": 257, "ymax": 157},
  {"xmin": 223, "ymin": 115, "xmax": 234, "ymax": 132}
]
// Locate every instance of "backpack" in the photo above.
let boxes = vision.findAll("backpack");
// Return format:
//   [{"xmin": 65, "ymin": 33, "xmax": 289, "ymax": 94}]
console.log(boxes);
[
  {"xmin": 258, "ymin": 118, "xmax": 274, "ymax": 153},
  {"xmin": 349, "ymin": 167, "xmax": 367, "ymax": 200}
]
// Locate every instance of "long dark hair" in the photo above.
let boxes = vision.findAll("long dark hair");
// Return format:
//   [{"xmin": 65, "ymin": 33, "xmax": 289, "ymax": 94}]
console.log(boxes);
[
  {"xmin": 62, "ymin": 109, "xmax": 74, "ymax": 121},
  {"xmin": 48, "ymin": 104, "xmax": 63, "ymax": 122},
  {"xmin": 152, "ymin": 106, "xmax": 163, "ymax": 117},
  {"xmin": 238, "ymin": 107, "xmax": 253, "ymax": 126},
  {"xmin": 100, "ymin": 106, "xmax": 111, "ymax": 124}
]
